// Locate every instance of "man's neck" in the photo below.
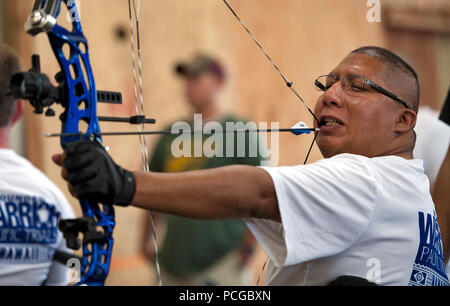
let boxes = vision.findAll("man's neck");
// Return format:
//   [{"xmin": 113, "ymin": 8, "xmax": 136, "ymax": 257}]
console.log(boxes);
[
  {"xmin": 396, "ymin": 152, "xmax": 414, "ymax": 160},
  {"xmin": 325, "ymin": 147, "xmax": 414, "ymax": 160},
  {"xmin": 0, "ymin": 128, "xmax": 10, "ymax": 149},
  {"xmin": 379, "ymin": 140, "xmax": 415, "ymax": 160},
  {"xmin": 372, "ymin": 149, "xmax": 414, "ymax": 160}
]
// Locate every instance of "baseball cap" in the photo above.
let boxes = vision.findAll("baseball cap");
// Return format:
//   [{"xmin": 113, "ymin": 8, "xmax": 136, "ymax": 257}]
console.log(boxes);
[{"xmin": 175, "ymin": 54, "xmax": 225, "ymax": 82}]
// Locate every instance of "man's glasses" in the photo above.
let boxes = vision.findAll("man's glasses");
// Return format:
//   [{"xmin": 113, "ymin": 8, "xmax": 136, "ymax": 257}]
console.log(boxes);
[{"xmin": 314, "ymin": 74, "xmax": 411, "ymax": 109}]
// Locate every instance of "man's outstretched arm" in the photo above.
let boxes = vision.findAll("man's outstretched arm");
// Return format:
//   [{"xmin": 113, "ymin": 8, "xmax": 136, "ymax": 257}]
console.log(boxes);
[
  {"xmin": 132, "ymin": 166, "xmax": 280, "ymax": 221},
  {"xmin": 53, "ymin": 141, "xmax": 281, "ymax": 222}
]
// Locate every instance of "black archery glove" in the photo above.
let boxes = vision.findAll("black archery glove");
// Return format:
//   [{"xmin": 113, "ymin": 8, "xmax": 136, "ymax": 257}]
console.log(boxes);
[{"xmin": 63, "ymin": 140, "xmax": 136, "ymax": 206}]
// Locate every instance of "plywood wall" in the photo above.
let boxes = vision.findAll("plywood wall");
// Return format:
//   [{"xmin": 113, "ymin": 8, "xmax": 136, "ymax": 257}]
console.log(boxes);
[{"xmin": 1, "ymin": 0, "xmax": 449, "ymax": 285}]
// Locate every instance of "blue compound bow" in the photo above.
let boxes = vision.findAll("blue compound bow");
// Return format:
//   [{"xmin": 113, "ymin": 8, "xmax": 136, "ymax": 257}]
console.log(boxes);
[{"xmin": 9, "ymin": 0, "xmax": 155, "ymax": 286}]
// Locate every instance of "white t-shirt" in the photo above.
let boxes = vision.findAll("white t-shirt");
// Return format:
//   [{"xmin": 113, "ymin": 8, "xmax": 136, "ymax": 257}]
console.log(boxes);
[
  {"xmin": 414, "ymin": 106, "xmax": 450, "ymax": 185},
  {"xmin": 0, "ymin": 149, "xmax": 75, "ymax": 286},
  {"xmin": 246, "ymin": 153, "xmax": 449, "ymax": 286}
]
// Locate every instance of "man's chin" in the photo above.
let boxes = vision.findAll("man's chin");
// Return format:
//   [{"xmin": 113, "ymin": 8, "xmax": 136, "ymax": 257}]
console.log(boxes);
[
  {"xmin": 316, "ymin": 137, "xmax": 346, "ymax": 158},
  {"xmin": 319, "ymin": 150, "xmax": 342, "ymax": 159}
]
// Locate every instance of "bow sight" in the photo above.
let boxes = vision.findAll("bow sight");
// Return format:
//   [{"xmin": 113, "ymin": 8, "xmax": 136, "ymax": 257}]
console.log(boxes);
[{"xmin": 9, "ymin": 54, "xmax": 124, "ymax": 117}]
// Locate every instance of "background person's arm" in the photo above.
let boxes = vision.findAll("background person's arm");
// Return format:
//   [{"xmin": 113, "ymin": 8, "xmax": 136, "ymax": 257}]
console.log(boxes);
[
  {"xmin": 432, "ymin": 146, "xmax": 450, "ymax": 262},
  {"xmin": 434, "ymin": 87, "xmax": 450, "ymax": 262},
  {"xmin": 131, "ymin": 165, "xmax": 281, "ymax": 222}
]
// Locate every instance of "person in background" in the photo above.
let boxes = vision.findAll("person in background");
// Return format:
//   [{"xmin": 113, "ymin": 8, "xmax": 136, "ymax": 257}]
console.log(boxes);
[
  {"xmin": 0, "ymin": 44, "xmax": 75, "ymax": 285},
  {"xmin": 414, "ymin": 104, "xmax": 450, "ymax": 189},
  {"xmin": 414, "ymin": 87, "xmax": 450, "ymax": 275},
  {"xmin": 141, "ymin": 54, "xmax": 263, "ymax": 285}
]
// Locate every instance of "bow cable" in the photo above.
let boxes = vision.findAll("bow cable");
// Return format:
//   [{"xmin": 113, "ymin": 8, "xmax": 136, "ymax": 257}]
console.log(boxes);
[
  {"xmin": 221, "ymin": 0, "xmax": 319, "ymax": 123},
  {"xmin": 221, "ymin": 0, "xmax": 319, "ymax": 285},
  {"xmin": 128, "ymin": 0, "xmax": 163, "ymax": 286}
]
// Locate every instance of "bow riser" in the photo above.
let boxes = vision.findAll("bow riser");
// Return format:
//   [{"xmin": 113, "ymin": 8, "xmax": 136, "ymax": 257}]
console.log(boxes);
[{"xmin": 22, "ymin": 0, "xmax": 115, "ymax": 286}]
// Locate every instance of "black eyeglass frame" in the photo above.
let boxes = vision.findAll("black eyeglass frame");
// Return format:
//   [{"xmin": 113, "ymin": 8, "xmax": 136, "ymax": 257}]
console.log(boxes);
[{"xmin": 314, "ymin": 74, "xmax": 411, "ymax": 110}]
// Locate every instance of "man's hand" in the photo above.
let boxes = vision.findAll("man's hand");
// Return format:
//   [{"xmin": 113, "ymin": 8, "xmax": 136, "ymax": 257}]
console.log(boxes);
[{"xmin": 52, "ymin": 141, "xmax": 136, "ymax": 206}]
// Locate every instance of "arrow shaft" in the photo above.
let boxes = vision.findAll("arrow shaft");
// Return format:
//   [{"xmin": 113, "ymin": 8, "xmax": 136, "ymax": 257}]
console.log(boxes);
[{"xmin": 45, "ymin": 128, "xmax": 319, "ymax": 138}]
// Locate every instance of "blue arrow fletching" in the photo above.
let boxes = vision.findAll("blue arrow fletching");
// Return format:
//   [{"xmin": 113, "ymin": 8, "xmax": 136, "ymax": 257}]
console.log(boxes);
[{"xmin": 290, "ymin": 121, "xmax": 312, "ymax": 135}]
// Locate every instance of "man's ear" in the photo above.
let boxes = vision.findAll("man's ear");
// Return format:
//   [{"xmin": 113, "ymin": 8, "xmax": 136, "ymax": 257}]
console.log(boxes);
[
  {"xmin": 10, "ymin": 99, "xmax": 24, "ymax": 126},
  {"xmin": 394, "ymin": 108, "xmax": 417, "ymax": 134}
]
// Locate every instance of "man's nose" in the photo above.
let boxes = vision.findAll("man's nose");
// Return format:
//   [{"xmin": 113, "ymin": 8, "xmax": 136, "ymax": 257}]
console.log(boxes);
[{"xmin": 321, "ymin": 82, "xmax": 344, "ymax": 108}]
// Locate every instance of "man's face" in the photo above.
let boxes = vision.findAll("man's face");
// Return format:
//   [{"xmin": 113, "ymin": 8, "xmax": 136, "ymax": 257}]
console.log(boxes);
[
  {"xmin": 185, "ymin": 72, "xmax": 221, "ymax": 110},
  {"xmin": 314, "ymin": 53, "xmax": 404, "ymax": 158}
]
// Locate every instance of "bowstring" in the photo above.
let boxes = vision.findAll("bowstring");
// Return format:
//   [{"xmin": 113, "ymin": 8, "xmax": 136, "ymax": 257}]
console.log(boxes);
[
  {"xmin": 255, "ymin": 133, "xmax": 317, "ymax": 286},
  {"xmin": 128, "ymin": 0, "xmax": 162, "ymax": 286},
  {"xmin": 221, "ymin": 0, "xmax": 319, "ymax": 124},
  {"xmin": 256, "ymin": 132, "xmax": 318, "ymax": 286},
  {"xmin": 221, "ymin": 0, "xmax": 319, "ymax": 286}
]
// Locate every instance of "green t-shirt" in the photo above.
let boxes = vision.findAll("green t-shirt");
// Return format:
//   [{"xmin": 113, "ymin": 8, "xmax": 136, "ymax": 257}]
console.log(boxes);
[{"xmin": 149, "ymin": 115, "xmax": 264, "ymax": 276}]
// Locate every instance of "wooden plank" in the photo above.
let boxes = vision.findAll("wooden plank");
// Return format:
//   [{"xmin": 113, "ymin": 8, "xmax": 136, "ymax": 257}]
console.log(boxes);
[{"xmin": 385, "ymin": 8, "xmax": 450, "ymax": 34}]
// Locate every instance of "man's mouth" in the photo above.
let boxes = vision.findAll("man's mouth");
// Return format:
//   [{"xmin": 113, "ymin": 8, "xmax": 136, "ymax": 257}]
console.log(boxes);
[{"xmin": 318, "ymin": 116, "xmax": 345, "ymax": 129}]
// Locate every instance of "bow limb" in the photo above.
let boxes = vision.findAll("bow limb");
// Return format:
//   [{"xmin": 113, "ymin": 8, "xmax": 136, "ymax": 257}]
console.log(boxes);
[
  {"xmin": 13, "ymin": 0, "xmax": 115, "ymax": 286},
  {"xmin": 127, "ymin": 0, "xmax": 163, "ymax": 286}
]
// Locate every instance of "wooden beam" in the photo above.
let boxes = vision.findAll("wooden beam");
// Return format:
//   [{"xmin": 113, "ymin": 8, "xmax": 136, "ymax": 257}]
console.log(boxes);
[{"xmin": 385, "ymin": 8, "xmax": 450, "ymax": 34}]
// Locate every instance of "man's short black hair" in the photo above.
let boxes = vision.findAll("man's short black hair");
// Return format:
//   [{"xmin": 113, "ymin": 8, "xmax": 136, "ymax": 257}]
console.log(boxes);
[
  {"xmin": 351, "ymin": 46, "xmax": 420, "ymax": 112},
  {"xmin": 0, "ymin": 44, "xmax": 21, "ymax": 127}
]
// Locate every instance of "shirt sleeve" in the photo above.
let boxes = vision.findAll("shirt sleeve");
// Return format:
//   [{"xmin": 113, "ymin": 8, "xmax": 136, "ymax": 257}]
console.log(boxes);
[{"xmin": 246, "ymin": 155, "xmax": 378, "ymax": 267}]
